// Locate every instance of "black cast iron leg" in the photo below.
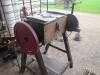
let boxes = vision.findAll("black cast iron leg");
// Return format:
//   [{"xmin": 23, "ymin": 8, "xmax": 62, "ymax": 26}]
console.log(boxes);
[
  {"xmin": 35, "ymin": 50, "xmax": 48, "ymax": 75},
  {"xmin": 19, "ymin": 52, "xmax": 27, "ymax": 74},
  {"xmin": 71, "ymin": 3, "xmax": 75, "ymax": 14},
  {"xmin": 43, "ymin": 43, "xmax": 50, "ymax": 54},
  {"xmin": 62, "ymin": 32, "xmax": 73, "ymax": 68}
]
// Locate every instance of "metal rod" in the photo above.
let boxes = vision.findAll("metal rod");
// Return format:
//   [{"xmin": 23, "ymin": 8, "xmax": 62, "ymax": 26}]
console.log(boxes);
[
  {"xmin": 20, "ymin": 52, "xmax": 27, "ymax": 74},
  {"xmin": 22, "ymin": 0, "xmax": 25, "ymax": 6},
  {"xmin": 71, "ymin": 3, "xmax": 75, "ymax": 14},
  {"xmin": 44, "ymin": 43, "xmax": 67, "ymax": 54},
  {"xmin": 62, "ymin": 32, "xmax": 73, "ymax": 68},
  {"xmin": 40, "ymin": 0, "xmax": 41, "ymax": 13},
  {"xmin": 25, "ymin": 65, "xmax": 37, "ymax": 75},
  {"xmin": 48, "ymin": 44, "xmax": 67, "ymax": 53},
  {"xmin": 30, "ymin": 0, "xmax": 33, "ymax": 15},
  {"xmin": 47, "ymin": 0, "xmax": 48, "ymax": 12},
  {"xmin": 35, "ymin": 50, "xmax": 48, "ymax": 75},
  {"xmin": 43, "ymin": 43, "xmax": 50, "ymax": 54}
]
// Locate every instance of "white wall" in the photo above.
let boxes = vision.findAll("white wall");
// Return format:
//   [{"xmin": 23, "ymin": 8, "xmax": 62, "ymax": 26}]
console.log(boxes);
[{"xmin": 1, "ymin": 0, "xmax": 16, "ymax": 37}]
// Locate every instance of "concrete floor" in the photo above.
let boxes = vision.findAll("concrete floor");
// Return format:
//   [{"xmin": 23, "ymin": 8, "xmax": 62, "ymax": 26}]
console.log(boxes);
[
  {"xmin": 63, "ymin": 13, "xmax": 100, "ymax": 75},
  {"xmin": 0, "ymin": 12, "xmax": 100, "ymax": 75}
]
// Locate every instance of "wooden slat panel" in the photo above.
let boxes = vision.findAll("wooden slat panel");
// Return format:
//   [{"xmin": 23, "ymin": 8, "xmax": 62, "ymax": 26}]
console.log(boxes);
[{"xmin": 44, "ymin": 16, "xmax": 67, "ymax": 44}]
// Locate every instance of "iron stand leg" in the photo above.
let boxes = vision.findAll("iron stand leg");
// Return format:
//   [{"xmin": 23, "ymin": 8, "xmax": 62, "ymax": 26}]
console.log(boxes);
[
  {"xmin": 71, "ymin": 3, "xmax": 75, "ymax": 14},
  {"xmin": 19, "ymin": 52, "xmax": 27, "ymax": 74},
  {"xmin": 43, "ymin": 32, "xmax": 73, "ymax": 68},
  {"xmin": 35, "ymin": 50, "xmax": 48, "ymax": 75},
  {"xmin": 43, "ymin": 43, "xmax": 50, "ymax": 54},
  {"xmin": 62, "ymin": 32, "xmax": 73, "ymax": 68}
]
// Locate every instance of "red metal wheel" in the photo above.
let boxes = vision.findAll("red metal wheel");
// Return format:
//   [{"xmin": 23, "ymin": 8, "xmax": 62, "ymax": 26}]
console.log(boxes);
[{"xmin": 14, "ymin": 21, "xmax": 39, "ymax": 55}]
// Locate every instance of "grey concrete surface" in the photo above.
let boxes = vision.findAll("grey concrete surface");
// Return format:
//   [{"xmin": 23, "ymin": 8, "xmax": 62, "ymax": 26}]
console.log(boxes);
[
  {"xmin": 0, "ymin": 12, "xmax": 100, "ymax": 75},
  {"xmin": 63, "ymin": 13, "xmax": 100, "ymax": 75}
]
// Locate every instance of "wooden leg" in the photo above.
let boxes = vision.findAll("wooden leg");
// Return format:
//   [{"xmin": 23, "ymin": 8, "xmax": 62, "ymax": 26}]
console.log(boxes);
[
  {"xmin": 35, "ymin": 50, "xmax": 48, "ymax": 75},
  {"xmin": 62, "ymin": 32, "xmax": 73, "ymax": 68},
  {"xmin": 19, "ymin": 52, "xmax": 27, "ymax": 73},
  {"xmin": 43, "ymin": 43, "xmax": 50, "ymax": 54}
]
